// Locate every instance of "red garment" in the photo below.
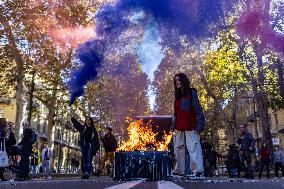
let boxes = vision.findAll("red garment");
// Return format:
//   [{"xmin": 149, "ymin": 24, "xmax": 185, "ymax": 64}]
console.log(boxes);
[
  {"xmin": 175, "ymin": 95, "xmax": 197, "ymax": 131},
  {"xmin": 259, "ymin": 147, "xmax": 270, "ymax": 159}
]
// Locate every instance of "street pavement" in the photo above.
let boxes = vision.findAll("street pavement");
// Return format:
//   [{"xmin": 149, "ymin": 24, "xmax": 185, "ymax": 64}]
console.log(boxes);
[{"xmin": 0, "ymin": 176, "xmax": 284, "ymax": 189}]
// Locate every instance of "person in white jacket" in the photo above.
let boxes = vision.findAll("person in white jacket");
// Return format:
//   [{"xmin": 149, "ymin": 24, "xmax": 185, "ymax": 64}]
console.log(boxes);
[{"xmin": 41, "ymin": 142, "xmax": 53, "ymax": 179}]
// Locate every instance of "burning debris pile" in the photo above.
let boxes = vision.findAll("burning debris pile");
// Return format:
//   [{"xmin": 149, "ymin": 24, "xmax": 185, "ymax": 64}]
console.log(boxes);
[{"xmin": 117, "ymin": 119, "xmax": 173, "ymax": 151}]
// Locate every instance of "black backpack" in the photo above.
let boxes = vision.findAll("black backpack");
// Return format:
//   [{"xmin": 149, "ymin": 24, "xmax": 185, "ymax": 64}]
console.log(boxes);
[{"xmin": 30, "ymin": 130, "xmax": 37, "ymax": 144}]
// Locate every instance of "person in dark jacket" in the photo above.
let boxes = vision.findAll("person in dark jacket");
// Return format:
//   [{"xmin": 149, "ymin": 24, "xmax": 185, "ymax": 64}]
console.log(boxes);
[
  {"xmin": 201, "ymin": 138, "xmax": 213, "ymax": 177},
  {"xmin": 0, "ymin": 118, "xmax": 9, "ymax": 181},
  {"xmin": 209, "ymin": 147, "xmax": 222, "ymax": 177},
  {"xmin": 71, "ymin": 116, "xmax": 100, "ymax": 179},
  {"xmin": 258, "ymin": 142, "xmax": 271, "ymax": 179},
  {"xmin": 5, "ymin": 122, "xmax": 16, "ymax": 157},
  {"xmin": 237, "ymin": 124, "xmax": 256, "ymax": 179},
  {"xmin": 96, "ymin": 126, "xmax": 118, "ymax": 177},
  {"xmin": 227, "ymin": 144, "xmax": 241, "ymax": 178},
  {"xmin": 15, "ymin": 121, "xmax": 33, "ymax": 180}
]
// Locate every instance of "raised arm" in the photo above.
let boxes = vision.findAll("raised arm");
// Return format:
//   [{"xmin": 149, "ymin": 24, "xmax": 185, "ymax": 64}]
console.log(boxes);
[{"xmin": 71, "ymin": 117, "xmax": 84, "ymax": 132}]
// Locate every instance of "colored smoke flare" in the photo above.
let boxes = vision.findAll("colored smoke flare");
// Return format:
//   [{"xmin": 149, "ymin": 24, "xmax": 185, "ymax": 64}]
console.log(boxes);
[
  {"xmin": 69, "ymin": 0, "xmax": 236, "ymax": 104},
  {"xmin": 48, "ymin": 26, "xmax": 96, "ymax": 51},
  {"xmin": 236, "ymin": 0, "xmax": 284, "ymax": 54},
  {"xmin": 117, "ymin": 119, "xmax": 173, "ymax": 152}
]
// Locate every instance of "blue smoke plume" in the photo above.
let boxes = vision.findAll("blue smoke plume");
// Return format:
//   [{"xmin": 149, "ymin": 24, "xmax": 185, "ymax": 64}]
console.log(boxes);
[
  {"xmin": 69, "ymin": 40, "xmax": 104, "ymax": 105},
  {"xmin": 69, "ymin": 0, "xmax": 233, "ymax": 104}
]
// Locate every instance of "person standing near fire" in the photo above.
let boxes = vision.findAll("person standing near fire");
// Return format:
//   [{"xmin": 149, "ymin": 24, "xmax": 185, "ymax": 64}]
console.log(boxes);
[
  {"xmin": 96, "ymin": 126, "xmax": 118, "ymax": 177},
  {"xmin": 71, "ymin": 115, "xmax": 100, "ymax": 179},
  {"xmin": 172, "ymin": 73, "xmax": 205, "ymax": 179}
]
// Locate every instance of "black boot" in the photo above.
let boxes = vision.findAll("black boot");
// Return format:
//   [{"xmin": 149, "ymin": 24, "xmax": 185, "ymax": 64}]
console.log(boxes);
[{"xmin": 95, "ymin": 170, "xmax": 101, "ymax": 177}]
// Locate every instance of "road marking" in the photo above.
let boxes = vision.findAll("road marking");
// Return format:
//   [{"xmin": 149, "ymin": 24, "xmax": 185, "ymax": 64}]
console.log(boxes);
[
  {"xmin": 158, "ymin": 181, "xmax": 185, "ymax": 189},
  {"xmin": 105, "ymin": 181, "xmax": 143, "ymax": 189}
]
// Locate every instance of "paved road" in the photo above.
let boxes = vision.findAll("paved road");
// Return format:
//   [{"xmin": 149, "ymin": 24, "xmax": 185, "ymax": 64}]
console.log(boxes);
[{"xmin": 0, "ymin": 176, "xmax": 284, "ymax": 189}]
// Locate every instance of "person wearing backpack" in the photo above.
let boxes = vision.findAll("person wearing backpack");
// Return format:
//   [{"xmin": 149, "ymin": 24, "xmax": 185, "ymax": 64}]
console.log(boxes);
[
  {"xmin": 41, "ymin": 142, "xmax": 52, "ymax": 179},
  {"xmin": 172, "ymin": 73, "xmax": 206, "ymax": 179},
  {"xmin": 15, "ymin": 121, "xmax": 33, "ymax": 181}
]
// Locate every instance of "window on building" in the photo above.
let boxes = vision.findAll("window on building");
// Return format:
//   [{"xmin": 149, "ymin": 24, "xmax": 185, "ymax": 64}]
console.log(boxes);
[
  {"xmin": 0, "ymin": 109, "xmax": 3, "ymax": 118},
  {"xmin": 57, "ymin": 129, "xmax": 60, "ymax": 140},
  {"xmin": 274, "ymin": 113, "xmax": 279, "ymax": 127},
  {"xmin": 43, "ymin": 124, "xmax": 46, "ymax": 134},
  {"xmin": 246, "ymin": 110, "xmax": 250, "ymax": 117},
  {"xmin": 268, "ymin": 115, "xmax": 271, "ymax": 126},
  {"xmin": 258, "ymin": 120, "xmax": 262, "ymax": 134}
]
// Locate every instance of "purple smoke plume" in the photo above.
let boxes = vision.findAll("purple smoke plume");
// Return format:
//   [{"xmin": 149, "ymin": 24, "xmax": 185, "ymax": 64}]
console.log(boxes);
[
  {"xmin": 236, "ymin": 0, "xmax": 284, "ymax": 54},
  {"xmin": 69, "ymin": 0, "xmax": 235, "ymax": 104}
]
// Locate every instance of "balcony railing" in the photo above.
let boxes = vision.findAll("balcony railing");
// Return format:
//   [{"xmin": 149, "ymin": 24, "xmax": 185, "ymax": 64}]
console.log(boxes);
[{"xmin": 0, "ymin": 97, "xmax": 12, "ymax": 104}]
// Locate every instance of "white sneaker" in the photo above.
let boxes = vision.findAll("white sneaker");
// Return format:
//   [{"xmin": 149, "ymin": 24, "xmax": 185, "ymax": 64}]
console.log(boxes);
[
  {"xmin": 195, "ymin": 172, "xmax": 205, "ymax": 180},
  {"xmin": 186, "ymin": 172, "xmax": 196, "ymax": 179},
  {"xmin": 215, "ymin": 170, "xmax": 219, "ymax": 177}
]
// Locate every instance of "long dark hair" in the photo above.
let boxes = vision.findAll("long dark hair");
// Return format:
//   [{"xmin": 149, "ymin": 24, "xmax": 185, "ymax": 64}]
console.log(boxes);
[
  {"xmin": 85, "ymin": 117, "xmax": 94, "ymax": 127},
  {"xmin": 0, "ymin": 118, "xmax": 7, "ymax": 137},
  {"xmin": 174, "ymin": 73, "xmax": 191, "ymax": 99}
]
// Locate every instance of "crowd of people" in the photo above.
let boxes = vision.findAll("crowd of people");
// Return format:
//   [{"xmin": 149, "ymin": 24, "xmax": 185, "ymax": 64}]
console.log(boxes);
[
  {"xmin": 0, "ymin": 117, "xmax": 61, "ymax": 181},
  {"xmin": 0, "ymin": 115, "xmax": 119, "ymax": 181},
  {"xmin": 226, "ymin": 136, "xmax": 284, "ymax": 179},
  {"xmin": 0, "ymin": 72, "xmax": 283, "ymax": 182},
  {"xmin": 0, "ymin": 118, "xmax": 35, "ymax": 181}
]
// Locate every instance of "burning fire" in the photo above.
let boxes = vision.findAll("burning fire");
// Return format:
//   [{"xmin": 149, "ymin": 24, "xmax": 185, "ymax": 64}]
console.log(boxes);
[{"xmin": 117, "ymin": 119, "xmax": 173, "ymax": 151}]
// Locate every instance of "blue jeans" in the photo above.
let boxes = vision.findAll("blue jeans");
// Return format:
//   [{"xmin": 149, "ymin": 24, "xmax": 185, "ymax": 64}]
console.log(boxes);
[
  {"xmin": 32, "ymin": 165, "xmax": 38, "ymax": 177},
  {"xmin": 185, "ymin": 153, "xmax": 191, "ymax": 175},
  {"xmin": 82, "ymin": 144, "xmax": 92, "ymax": 174},
  {"xmin": 230, "ymin": 168, "xmax": 238, "ymax": 177},
  {"xmin": 42, "ymin": 160, "xmax": 51, "ymax": 177}
]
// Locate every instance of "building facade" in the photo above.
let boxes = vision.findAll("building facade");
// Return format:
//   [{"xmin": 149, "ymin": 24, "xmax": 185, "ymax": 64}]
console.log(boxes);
[{"xmin": 0, "ymin": 95, "xmax": 81, "ymax": 173}]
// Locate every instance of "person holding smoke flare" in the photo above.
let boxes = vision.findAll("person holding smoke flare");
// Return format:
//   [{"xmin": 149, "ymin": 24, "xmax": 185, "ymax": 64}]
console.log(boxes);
[
  {"xmin": 71, "ymin": 113, "xmax": 100, "ymax": 179},
  {"xmin": 172, "ymin": 73, "xmax": 205, "ymax": 179}
]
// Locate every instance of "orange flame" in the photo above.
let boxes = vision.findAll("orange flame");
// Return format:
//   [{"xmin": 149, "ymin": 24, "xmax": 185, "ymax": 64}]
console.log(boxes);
[{"xmin": 117, "ymin": 119, "xmax": 173, "ymax": 151}]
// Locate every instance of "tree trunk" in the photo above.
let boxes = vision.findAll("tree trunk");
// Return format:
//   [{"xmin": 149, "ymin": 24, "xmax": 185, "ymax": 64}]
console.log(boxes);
[
  {"xmin": 1, "ymin": 15, "xmax": 26, "ymax": 140},
  {"xmin": 230, "ymin": 86, "xmax": 238, "ymax": 144},
  {"xmin": 255, "ymin": 48, "xmax": 273, "ymax": 148},
  {"xmin": 276, "ymin": 59, "xmax": 284, "ymax": 107},
  {"xmin": 227, "ymin": 125, "xmax": 236, "ymax": 144},
  {"xmin": 47, "ymin": 89, "xmax": 57, "ymax": 150},
  {"xmin": 15, "ymin": 61, "xmax": 25, "ymax": 140}
]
